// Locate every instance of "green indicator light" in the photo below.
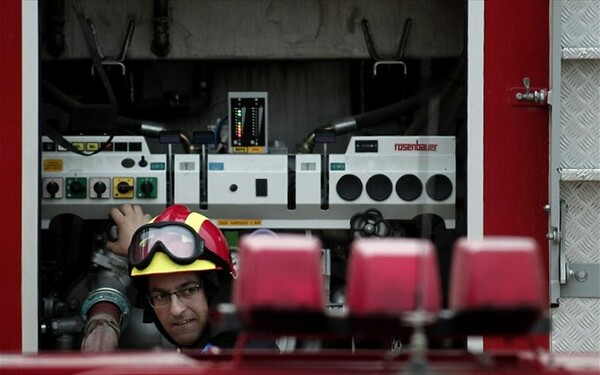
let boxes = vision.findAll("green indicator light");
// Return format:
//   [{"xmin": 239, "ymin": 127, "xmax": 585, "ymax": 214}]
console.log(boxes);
[
  {"xmin": 330, "ymin": 163, "xmax": 345, "ymax": 171},
  {"xmin": 150, "ymin": 162, "xmax": 166, "ymax": 170}
]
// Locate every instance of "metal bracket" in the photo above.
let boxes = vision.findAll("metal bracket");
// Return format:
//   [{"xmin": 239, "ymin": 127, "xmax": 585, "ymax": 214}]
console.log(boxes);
[
  {"xmin": 88, "ymin": 19, "xmax": 136, "ymax": 76},
  {"xmin": 560, "ymin": 263, "xmax": 600, "ymax": 298},
  {"xmin": 361, "ymin": 18, "xmax": 411, "ymax": 77},
  {"xmin": 547, "ymin": 200, "xmax": 565, "ymax": 306}
]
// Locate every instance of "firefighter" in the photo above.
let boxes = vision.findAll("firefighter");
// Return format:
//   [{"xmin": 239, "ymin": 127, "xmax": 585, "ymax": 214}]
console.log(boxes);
[{"xmin": 81, "ymin": 204, "xmax": 276, "ymax": 352}]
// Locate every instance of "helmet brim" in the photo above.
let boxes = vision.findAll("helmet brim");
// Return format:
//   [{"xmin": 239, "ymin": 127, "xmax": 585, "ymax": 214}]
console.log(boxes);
[{"xmin": 131, "ymin": 251, "xmax": 218, "ymax": 277}]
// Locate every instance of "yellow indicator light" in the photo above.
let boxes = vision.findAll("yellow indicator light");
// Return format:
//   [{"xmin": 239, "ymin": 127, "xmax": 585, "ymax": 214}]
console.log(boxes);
[
  {"xmin": 72, "ymin": 142, "xmax": 85, "ymax": 151},
  {"xmin": 86, "ymin": 142, "xmax": 100, "ymax": 151}
]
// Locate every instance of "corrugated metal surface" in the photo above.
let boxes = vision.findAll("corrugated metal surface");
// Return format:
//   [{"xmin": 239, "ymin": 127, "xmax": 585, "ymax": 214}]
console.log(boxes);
[
  {"xmin": 560, "ymin": 60, "xmax": 600, "ymax": 169},
  {"xmin": 551, "ymin": 0, "xmax": 600, "ymax": 354},
  {"xmin": 561, "ymin": 182, "xmax": 600, "ymax": 266}
]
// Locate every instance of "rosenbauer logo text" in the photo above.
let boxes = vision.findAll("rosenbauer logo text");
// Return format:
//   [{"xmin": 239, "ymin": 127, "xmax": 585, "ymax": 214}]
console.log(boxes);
[{"xmin": 394, "ymin": 140, "xmax": 438, "ymax": 151}]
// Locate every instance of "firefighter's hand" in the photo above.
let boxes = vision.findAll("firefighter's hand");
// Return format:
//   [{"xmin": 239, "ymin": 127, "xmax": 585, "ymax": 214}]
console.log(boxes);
[
  {"xmin": 106, "ymin": 204, "xmax": 151, "ymax": 257},
  {"xmin": 80, "ymin": 313, "xmax": 120, "ymax": 352}
]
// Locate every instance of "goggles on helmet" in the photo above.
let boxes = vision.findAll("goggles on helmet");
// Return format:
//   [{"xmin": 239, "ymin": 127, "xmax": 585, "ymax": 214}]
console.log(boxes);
[
  {"xmin": 129, "ymin": 222, "xmax": 205, "ymax": 270},
  {"xmin": 129, "ymin": 221, "xmax": 233, "ymax": 275}
]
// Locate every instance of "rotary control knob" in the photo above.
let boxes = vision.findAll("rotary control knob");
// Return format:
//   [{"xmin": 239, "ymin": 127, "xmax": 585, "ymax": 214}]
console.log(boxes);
[
  {"xmin": 70, "ymin": 180, "xmax": 84, "ymax": 195},
  {"xmin": 93, "ymin": 181, "xmax": 107, "ymax": 198},
  {"xmin": 117, "ymin": 181, "xmax": 133, "ymax": 194},
  {"xmin": 46, "ymin": 181, "xmax": 59, "ymax": 198},
  {"xmin": 140, "ymin": 180, "xmax": 154, "ymax": 196}
]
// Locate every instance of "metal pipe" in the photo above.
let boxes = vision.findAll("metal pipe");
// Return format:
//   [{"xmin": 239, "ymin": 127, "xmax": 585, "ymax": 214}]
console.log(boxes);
[
  {"xmin": 45, "ymin": 0, "xmax": 66, "ymax": 57},
  {"xmin": 151, "ymin": 0, "xmax": 171, "ymax": 57}
]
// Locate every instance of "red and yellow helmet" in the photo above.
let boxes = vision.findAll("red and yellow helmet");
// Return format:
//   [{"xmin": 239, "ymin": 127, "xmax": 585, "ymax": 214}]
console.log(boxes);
[{"xmin": 129, "ymin": 205, "xmax": 236, "ymax": 278}]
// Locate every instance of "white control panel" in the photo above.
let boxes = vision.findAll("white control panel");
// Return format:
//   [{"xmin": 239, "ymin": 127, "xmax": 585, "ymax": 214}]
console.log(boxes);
[
  {"xmin": 41, "ymin": 136, "xmax": 168, "ymax": 223},
  {"xmin": 173, "ymin": 136, "xmax": 455, "ymax": 229},
  {"xmin": 43, "ymin": 135, "xmax": 455, "ymax": 230},
  {"xmin": 328, "ymin": 136, "xmax": 456, "ymax": 228},
  {"xmin": 207, "ymin": 154, "xmax": 288, "ymax": 205}
]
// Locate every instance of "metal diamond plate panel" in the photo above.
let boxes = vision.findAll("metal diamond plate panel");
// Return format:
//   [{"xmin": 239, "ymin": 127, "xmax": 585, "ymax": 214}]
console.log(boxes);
[
  {"xmin": 552, "ymin": 298, "xmax": 600, "ymax": 353},
  {"xmin": 561, "ymin": 181, "xmax": 600, "ymax": 263},
  {"xmin": 554, "ymin": 0, "xmax": 600, "ymax": 355},
  {"xmin": 561, "ymin": 0, "xmax": 600, "ymax": 48},
  {"xmin": 560, "ymin": 60, "xmax": 600, "ymax": 169}
]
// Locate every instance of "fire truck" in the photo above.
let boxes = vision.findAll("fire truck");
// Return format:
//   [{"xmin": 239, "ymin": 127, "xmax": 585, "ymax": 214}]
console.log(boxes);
[{"xmin": 0, "ymin": 0, "xmax": 598, "ymax": 373}]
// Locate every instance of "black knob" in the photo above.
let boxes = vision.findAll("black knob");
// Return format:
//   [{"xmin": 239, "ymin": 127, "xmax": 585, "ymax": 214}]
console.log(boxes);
[
  {"xmin": 336, "ymin": 174, "xmax": 363, "ymax": 201},
  {"xmin": 140, "ymin": 181, "xmax": 154, "ymax": 195},
  {"xmin": 46, "ymin": 181, "xmax": 59, "ymax": 198},
  {"xmin": 121, "ymin": 158, "xmax": 135, "ymax": 168},
  {"xmin": 117, "ymin": 181, "xmax": 132, "ymax": 194},
  {"xmin": 396, "ymin": 174, "xmax": 423, "ymax": 201},
  {"xmin": 230, "ymin": 184, "xmax": 238, "ymax": 192},
  {"xmin": 93, "ymin": 181, "xmax": 107, "ymax": 197},
  {"xmin": 425, "ymin": 174, "xmax": 453, "ymax": 201},
  {"xmin": 139, "ymin": 156, "xmax": 148, "ymax": 168},
  {"xmin": 70, "ymin": 180, "xmax": 84, "ymax": 194},
  {"xmin": 365, "ymin": 174, "xmax": 392, "ymax": 201}
]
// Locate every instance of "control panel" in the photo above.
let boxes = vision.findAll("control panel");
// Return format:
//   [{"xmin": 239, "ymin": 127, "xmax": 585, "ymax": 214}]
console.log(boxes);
[
  {"xmin": 41, "ymin": 135, "xmax": 454, "ymax": 229},
  {"xmin": 41, "ymin": 136, "xmax": 168, "ymax": 225},
  {"xmin": 207, "ymin": 154, "xmax": 287, "ymax": 204},
  {"xmin": 329, "ymin": 136, "xmax": 456, "ymax": 228},
  {"xmin": 173, "ymin": 136, "xmax": 455, "ymax": 229}
]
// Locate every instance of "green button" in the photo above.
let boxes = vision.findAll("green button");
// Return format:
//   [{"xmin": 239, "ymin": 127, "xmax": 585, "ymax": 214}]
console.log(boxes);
[
  {"xmin": 330, "ymin": 162, "xmax": 345, "ymax": 171},
  {"xmin": 150, "ymin": 162, "xmax": 166, "ymax": 170}
]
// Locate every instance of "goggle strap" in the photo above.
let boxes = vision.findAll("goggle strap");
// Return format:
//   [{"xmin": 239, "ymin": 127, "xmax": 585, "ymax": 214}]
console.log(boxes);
[{"xmin": 201, "ymin": 248, "xmax": 232, "ymax": 274}]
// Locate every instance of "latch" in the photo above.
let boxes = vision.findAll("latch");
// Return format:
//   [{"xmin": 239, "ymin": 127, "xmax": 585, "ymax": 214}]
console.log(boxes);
[
  {"xmin": 548, "ymin": 200, "xmax": 600, "ymax": 303},
  {"xmin": 511, "ymin": 77, "xmax": 549, "ymax": 106}
]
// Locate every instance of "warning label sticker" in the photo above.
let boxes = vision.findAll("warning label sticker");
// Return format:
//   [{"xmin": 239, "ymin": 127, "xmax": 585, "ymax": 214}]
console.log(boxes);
[
  {"xmin": 43, "ymin": 159, "xmax": 64, "ymax": 172},
  {"xmin": 217, "ymin": 219, "xmax": 262, "ymax": 226}
]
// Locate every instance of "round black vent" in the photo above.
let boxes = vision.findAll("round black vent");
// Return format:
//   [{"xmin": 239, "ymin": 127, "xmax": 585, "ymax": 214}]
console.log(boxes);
[
  {"xmin": 336, "ymin": 174, "xmax": 363, "ymax": 201},
  {"xmin": 396, "ymin": 174, "xmax": 423, "ymax": 201},
  {"xmin": 366, "ymin": 174, "xmax": 392, "ymax": 201},
  {"xmin": 425, "ymin": 174, "xmax": 453, "ymax": 201}
]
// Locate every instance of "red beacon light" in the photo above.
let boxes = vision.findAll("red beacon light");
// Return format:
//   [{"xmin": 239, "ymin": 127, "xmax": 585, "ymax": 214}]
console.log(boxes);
[
  {"xmin": 448, "ymin": 236, "xmax": 545, "ymax": 334},
  {"xmin": 345, "ymin": 238, "xmax": 442, "ymax": 336},
  {"xmin": 233, "ymin": 233, "xmax": 325, "ymax": 332}
]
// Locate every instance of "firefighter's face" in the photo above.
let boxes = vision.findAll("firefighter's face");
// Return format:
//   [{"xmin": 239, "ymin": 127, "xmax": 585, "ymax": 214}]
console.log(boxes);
[{"xmin": 148, "ymin": 271, "xmax": 209, "ymax": 347}]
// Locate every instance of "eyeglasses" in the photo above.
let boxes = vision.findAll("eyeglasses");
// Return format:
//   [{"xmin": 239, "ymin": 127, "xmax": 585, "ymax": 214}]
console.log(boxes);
[
  {"xmin": 147, "ymin": 283, "xmax": 204, "ymax": 308},
  {"xmin": 129, "ymin": 222, "xmax": 205, "ymax": 270}
]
